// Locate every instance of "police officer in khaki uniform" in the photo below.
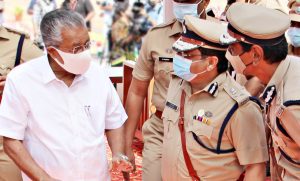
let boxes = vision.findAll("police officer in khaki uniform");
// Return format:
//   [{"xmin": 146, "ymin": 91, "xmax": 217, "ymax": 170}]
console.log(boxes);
[
  {"xmin": 124, "ymin": 0, "xmax": 210, "ymax": 180},
  {"xmin": 0, "ymin": 25, "xmax": 43, "ymax": 181},
  {"xmin": 161, "ymin": 15, "xmax": 268, "ymax": 181},
  {"xmin": 222, "ymin": 3, "xmax": 300, "ymax": 180},
  {"xmin": 287, "ymin": 0, "xmax": 300, "ymax": 56}
]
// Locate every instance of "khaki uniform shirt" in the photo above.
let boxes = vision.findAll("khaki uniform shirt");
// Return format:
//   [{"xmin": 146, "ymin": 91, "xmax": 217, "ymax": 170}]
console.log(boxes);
[
  {"xmin": 0, "ymin": 26, "xmax": 43, "ymax": 76},
  {"xmin": 162, "ymin": 73, "xmax": 268, "ymax": 181},
  {"xmin": 132, "ymin": 19, "xmax": 182, "ymax": 111},
  {"xmin": 263, "ymin": 56, "xmax": 300, "ymax": 180}
]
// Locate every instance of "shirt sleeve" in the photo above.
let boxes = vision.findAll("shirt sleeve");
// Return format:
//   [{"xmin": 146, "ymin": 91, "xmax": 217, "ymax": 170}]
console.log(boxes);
[
  {"xmin": 0, "ymin": 76, "xmax": 29, "ymax": 140},
  {"xmin": 132, "ymin": 32, "xmax": 154, "ymax": 81},
  {"xmin": 21, "ymin": 38, "xmax": 44, "ymax": 63},
  {"xmin": 105, "ymin": 79, "xmax": 127, "ymax": 129},
  {"xmin": 228, "ymin": 101, "xmax": 269, "ymax": 165}
]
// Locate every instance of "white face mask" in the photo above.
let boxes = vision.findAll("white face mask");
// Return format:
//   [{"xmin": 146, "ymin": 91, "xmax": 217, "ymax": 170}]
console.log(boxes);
[
  {"xmin": 225, "ymin": 50, "xmax": 247, "ymax": 74},
  {"xmin": 173, "ymin": 0, "xmax": 203, "ymax": 22},
  {"xmin": 287, "ymin": 27, "xmax": 300, "ymax": 48},
  {"xmin": 51, "ymin": 47, "xmax": 92, "ymax": 75},
  {"xmin": 173, "ymin": 54, "xmax": 207, "ymax": 82}
]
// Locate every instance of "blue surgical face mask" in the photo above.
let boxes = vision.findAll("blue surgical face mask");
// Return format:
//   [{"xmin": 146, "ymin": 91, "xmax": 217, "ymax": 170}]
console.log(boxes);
[
  {"xmin": 173, "ymin": 0, "xmax": 203, "ymax": 22},
  {"xmin": 287, "ymin": 27, "xmax": 300, "ymax": 48},
  {"xmin": 173, "ymin": 54, "xmax": 207, "ymax": 82}
]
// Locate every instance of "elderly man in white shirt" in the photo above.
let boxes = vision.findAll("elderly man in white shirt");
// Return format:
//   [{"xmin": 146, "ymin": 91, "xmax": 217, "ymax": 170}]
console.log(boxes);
[{"xmin": 0, "ymin": 9, "xmax": 132, "ymax": 181}]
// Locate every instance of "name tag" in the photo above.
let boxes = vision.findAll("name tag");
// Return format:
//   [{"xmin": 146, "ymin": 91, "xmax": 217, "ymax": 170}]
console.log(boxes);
[
  {"xmin": 166, "ymin": 101, "xmax": 178, "ymax": 111},
  {"xmin": 159, "ymin": 57, "xmax": 173, "ymax": 62}
]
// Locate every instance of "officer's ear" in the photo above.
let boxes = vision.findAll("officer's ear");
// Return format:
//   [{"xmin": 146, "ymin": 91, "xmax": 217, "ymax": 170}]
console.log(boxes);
[
  {"xmin": 206, "ymin": 56, "xmax": 218, "ymax": 71},
  {"xmin": 250, "ymin": 45, "xmax": 263, "ymax": 66}
]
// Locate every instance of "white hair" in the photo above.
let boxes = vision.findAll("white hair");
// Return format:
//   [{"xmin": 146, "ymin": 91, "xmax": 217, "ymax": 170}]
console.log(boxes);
[{"xmin": 40, "ymin": 9, "xmax": 86, "ymax": 47}]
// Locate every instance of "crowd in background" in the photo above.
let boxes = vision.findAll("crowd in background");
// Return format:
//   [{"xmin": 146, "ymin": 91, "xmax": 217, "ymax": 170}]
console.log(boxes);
[{"xmin": 0, "ymin": 0, "xmax": 164, "ymax": 65}]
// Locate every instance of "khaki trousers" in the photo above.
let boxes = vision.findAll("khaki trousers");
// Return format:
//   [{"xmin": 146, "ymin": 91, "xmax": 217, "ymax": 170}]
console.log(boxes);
[
  {"xmin": 0, "ymin": 137, "xmax": 22, "ymax": 181},
  {"xmin": 142, "ymin": 114, "xmax": 164, "ymax": 181}
]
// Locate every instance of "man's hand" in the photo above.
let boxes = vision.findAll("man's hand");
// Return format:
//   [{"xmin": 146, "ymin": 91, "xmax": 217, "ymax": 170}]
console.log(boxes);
[
  {"xmin": 122, "ymin": 147, "xmax": 136, "ymax": 181},
  {"xmin": 125, "ymin": 147, "xmax": 136, "ymax": 172},
  {"xmin": 110, "ymin": 153, "xmax": 134, "ymax": 172},
  {"xmin": 0, "ymin": 75, "xmax": 6, "ymax": 91}
]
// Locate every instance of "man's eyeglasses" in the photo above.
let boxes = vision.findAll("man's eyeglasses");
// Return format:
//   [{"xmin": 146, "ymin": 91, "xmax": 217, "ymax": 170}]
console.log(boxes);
[{"xmin": 72, "ymin": 41, "xmax": 91, "ymax": 54}]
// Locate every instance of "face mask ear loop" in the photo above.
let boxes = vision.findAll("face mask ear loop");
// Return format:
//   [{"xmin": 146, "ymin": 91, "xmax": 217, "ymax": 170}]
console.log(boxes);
[{"xmin": 196, "ymin": 0, "xmax": 205, "ymax": 17}]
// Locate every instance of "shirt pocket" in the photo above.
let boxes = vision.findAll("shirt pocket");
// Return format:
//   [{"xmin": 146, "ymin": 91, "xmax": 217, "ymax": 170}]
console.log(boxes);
[
  {"xmin": 187, "ymin": 120, "xmax": 214, "ymax": 140},
  {"xmin": 154, "ymin": 58, "xmax": 173, "ymax": 88},
  {"xmin": 162, "ymin": 107, "xmax": 179, "ymax": 139}
]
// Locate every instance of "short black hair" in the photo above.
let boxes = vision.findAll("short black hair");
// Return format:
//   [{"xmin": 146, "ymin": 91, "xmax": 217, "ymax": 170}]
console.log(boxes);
[
  {"xmin": 240, "ymin": 38, "xmax": 288, "ymax": 64},
  {"xmin": 200, "ymin": 47, "xmax": 229, "ymax": 74}
]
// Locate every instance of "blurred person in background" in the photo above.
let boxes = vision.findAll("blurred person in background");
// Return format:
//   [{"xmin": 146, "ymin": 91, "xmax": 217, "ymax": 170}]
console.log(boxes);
[
  {"xmin": 72, "ymin": 0, "xmax": 95, "ymax": 31},
  {"xmin": 27, "ymin": 0, "xmax": 37, "ymax": 15},
  {"xmin": 145, "ymin": 0, "xmax": 163, "ymax": 26},
  {"xmin": 32, "ymin": 0, "xmax": 57, "ymax": 50},
  {"xmin": 113, "ymin": 0, "xmax": 129, "ymax": 22},
  {"xmin": 287, "ymin": 0, "xmax": 300, "ymax": 56},
  {"xmin": 109, "ymin": 0, "xmax": 131, "ymax": 65},
  {"xmin": 62, "ymin": 0, "xmax": 78, "ymax": 11},
  {"xmin": 97, "ymin": 0, "xmax": 115, "ymax": 61},
  {"xmin": 110, "ymin": 0, "xmax": 156, "ymax": 65},
  {"xmin": 125, "ymin": 1, "xmax": 153, "ymax": 58}
]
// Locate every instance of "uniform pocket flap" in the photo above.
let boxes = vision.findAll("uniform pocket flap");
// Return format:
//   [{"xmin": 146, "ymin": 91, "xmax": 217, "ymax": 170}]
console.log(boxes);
[
  {"xmin": 189, "ymin": 122, "xmax": 214, "ymax": 139},
  {"xmin": 162, "ymin": 107, "xmax": 179, "ymax": 123}
]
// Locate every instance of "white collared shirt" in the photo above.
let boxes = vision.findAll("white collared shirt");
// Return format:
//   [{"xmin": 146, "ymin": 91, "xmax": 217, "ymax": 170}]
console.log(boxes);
[{"xmin": 0, "ymin": 55, "xmax": 127, "ymax": 181}]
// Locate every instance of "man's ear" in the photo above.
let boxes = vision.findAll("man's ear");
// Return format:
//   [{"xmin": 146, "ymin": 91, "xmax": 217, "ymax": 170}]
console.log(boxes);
[
  {"xmin": 47, "ymin": 47, "xmax": 64, "ymax": 64},
  {"xmin": 206, "ymin": 56, "xmax": 218, "ymax": 71},
  {"xmin": 251, "ymin": 45, "xmax": 264, "ymax": 65}
]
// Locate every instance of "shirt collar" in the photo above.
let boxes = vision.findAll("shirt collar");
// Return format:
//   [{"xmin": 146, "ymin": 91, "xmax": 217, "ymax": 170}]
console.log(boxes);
[
  {"xmin": 168, "ymin": 19, "xmax": 182, "ymax": 37},
  {"xmin": 261, "ymin": 57, "xmax": 290, "ymax": 104},
  {"xmin": 41, "ymin": 55, "xmax": 90, "ymax": 84},
  {"xmin": 0, "ymin": 26, "xmax": 11, "ymax": 40},
  {"xmin": 180, "ymin": 72, "xmax": 227, "ymax": 98}
]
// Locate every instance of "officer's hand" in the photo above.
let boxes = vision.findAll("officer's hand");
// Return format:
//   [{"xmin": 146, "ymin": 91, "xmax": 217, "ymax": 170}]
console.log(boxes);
[
  {"xmin": 0, "ymin": 75, "xmax": 6, "ymax": 91},
  {"xmin": 110, "ymin": 153, "xmax": 134, "ymax": 172}
]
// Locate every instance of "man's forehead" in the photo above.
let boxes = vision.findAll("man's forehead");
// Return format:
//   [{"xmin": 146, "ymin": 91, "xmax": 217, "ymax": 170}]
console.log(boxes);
[{"xmin": 60, "ymin": 26, "xmax": 89, "ymax": 45}]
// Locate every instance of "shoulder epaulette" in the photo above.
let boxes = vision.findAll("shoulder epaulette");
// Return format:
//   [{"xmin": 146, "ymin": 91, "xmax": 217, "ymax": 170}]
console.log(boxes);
[
  {"xmin": 223, "ymin": 81, "xmax": 250, "ymax": 106},
  {"xmin": 5, "ymin": 27, "xmax": 30, "ymax": 38},
  {"xmin": 150, "ymin": 19, "xmax": 177, "ymax": 31}
]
